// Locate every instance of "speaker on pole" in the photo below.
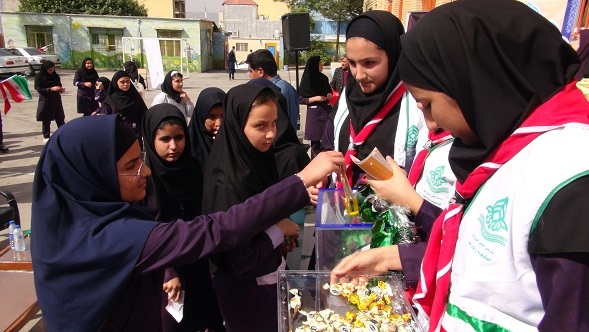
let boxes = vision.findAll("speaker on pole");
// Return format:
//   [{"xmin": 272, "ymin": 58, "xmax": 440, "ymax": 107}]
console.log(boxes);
[{"xmin": 281, "ymin": 13, "xmax": 311, "ymax": 51}]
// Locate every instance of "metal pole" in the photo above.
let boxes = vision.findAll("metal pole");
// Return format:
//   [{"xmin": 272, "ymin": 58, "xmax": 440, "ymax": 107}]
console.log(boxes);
[{"xmin": 295, "ymin": 50, "xmax": 300, "ymax": 130}]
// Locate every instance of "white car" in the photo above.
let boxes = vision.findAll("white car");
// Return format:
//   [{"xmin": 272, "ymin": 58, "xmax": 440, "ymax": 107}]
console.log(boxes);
[
  {"xmin": 2, "ymin": 47, "xmax": 61, "ymax": 76},
  {"xmin": 0, "ymin": 49, "xmax": 28, "ymax": 76}
]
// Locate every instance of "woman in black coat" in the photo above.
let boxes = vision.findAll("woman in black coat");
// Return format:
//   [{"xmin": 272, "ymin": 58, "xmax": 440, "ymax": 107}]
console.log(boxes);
[{"xmin": 34, "ymin": 60, "xmax": 65, "ymax": 142}]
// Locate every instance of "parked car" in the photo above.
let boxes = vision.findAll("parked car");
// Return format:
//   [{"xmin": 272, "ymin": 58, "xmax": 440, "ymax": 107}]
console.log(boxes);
[
  {"xmin": 0, "ymin": 49, "xmax": 29, "ymax": 76},
  {"xmin": 2, "ymin": 47, "xmax": 61, "ymax": 76}
]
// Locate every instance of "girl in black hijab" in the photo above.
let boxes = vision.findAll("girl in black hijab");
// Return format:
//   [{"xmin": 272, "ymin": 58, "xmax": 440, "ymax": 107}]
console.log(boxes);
[
  {"xmin": 98, "ymin": 70, "xmax": 148, "ymax": 146},
  {"xmin": 73, "ymin": 57, "xmax": 99, "ymax": 116},
  {"xmin": 95, "ymin": 76, "xmax": 110, "ymax": 106},
  {"xmin": 124, "ymin": 59, "xmax": 146, "ymax": 89},
  {"xmin": 299, "ymin": 55, "xmax": 333, "ymax": 157},
  {"xmin": 142, "ymin": 104, "xmax": 224, "ymax": 331},
  {"xmin": 151, "ymin": 70, "xmax": 194, "ymax": 121},
  {"xmin": 396, "ymin": 0, "xmax": 589, "ymax": 330},
  {"xmin": 329, "ymin": 10, "xmax": 422, "ymax": 185},
  {"xmin": 201, "ymin": 84, "xmax": 301, "ymax": 332},
  {"xmin": 188, "ymin": 87, "xmax": 225, "ymax": 169},
  {"xmin": 34, "ymin": 60, "xmax": 65, "ymax": 142}
]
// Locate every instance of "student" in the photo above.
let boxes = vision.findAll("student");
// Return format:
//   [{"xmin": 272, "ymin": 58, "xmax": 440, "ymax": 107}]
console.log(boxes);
[
  {"xmin": 97, "ymin": 71, "xmax": 148, "ymax": 145},
  {"xmin": 299, "ymin": 56, "xmax": 333, "ymax": 157},
  {"xmin": 247, "ymin": 49, "xmax": 300, "ymax": 130},
  {"xmin": 95, "ymin": 76, "xmax": 110, "ymax": 107},
  {"xmin": 337, "ymin": 1, "xmax": 589, "ymax": 330},
  {"xmin": 124, "ymin": 59, "xmax": 146, "ymax": 90},
  {"xmin": 34, "ymin": 60, "xmax": 65, "ymax": 143},
  {"xmin": 201, "ymin": 84, "xmax": 295, "ymax": 331},
  {"xmin": 227, "ymin": 46, "xmax": 237, "ymax": 80},
  {"xmin": 74, "ymin": 57, "xmax": 99, "ymax": 116},
  {"xmin": 31, "ymin": 114, "xmax": 343, "ymax": 331},
  {"xmin": 188, "ymin": 87, "xmax": 226, "ymax": 169},
  {"xmin": 142, "ymin": 104, "xmax": 222, "ymax": 331},
  {"xmin": 151, "ymin": 70, "xmax": 194, "ymax": 121},
  {"xmin": 326, "ymin": 10, "xmax": 423, "ymax": 186}
]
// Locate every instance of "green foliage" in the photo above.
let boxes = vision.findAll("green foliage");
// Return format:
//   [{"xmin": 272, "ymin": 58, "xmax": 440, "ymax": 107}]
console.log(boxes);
[
  {"xmin": 300, "ymin": 38, "xmax": 331, "ymax": 65},
  {"xmin": 19, "ymin": 0, "xmax": 148, "ymax": 16}
]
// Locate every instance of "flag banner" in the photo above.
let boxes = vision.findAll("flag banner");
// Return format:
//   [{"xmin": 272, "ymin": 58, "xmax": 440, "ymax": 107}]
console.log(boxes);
[
  {"xmin": 1, "ymin": 75, "xmax": 32, "ymax": 103},
  {"xmin": 0, "ymin": 84, "xmax": 11, "ymax": 115}
]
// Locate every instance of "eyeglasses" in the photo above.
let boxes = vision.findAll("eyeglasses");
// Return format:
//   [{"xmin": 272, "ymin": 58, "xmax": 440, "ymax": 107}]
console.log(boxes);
[{"xmin": 118, "ymin": 152, "xmax": 146, "ymax": 180}]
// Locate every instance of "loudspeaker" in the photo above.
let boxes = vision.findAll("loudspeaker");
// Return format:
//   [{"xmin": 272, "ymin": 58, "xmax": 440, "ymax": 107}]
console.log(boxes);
[{"xmin": 281, "ymin": 13, "xmax": 310, "ymax": 51}]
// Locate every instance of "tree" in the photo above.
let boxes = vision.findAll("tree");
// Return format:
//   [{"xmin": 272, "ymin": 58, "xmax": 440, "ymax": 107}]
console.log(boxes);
[
  {"xmin": 277, "ymin": 0, "xmax": 363, "ymax": 61},
  {"xmin": 20, "ymin": 0, "xmax": 148, "ymax": 16}
]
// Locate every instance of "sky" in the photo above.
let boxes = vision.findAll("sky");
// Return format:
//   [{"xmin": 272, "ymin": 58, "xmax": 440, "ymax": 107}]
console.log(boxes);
[{"xmin": 186, "ymin": 0, "xmax": 224, "ymax": 22}]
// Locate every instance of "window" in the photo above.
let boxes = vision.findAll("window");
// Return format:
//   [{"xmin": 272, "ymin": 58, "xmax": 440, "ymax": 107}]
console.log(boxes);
[
  {"xmin": 157, "ymin": 30, "xmax": 182, "ymax": 57},
  {"xmin": 174, "ymin": 0, "xmax": 186, "ymax": 18},
  {"xmin": 230, "ymin": 30, "xmax": 239, "ymax": 38},
  {"xmin": 88, "ymin": 28, "xmax": 123, "ymax": 53},
  {"xmin": 107, "ymin": 35, "xmax": 116, "ymax": 51},
  {"xmin": 91, "ymin": 34, "xmax": 99, "ymax": 46},
  {"xmin": 25, "ymin": 26, "xmax": 53, "ymax": 53},
  {"xmin": 236, "ymin": 43, "xmax": 248, "ymax": 52}
]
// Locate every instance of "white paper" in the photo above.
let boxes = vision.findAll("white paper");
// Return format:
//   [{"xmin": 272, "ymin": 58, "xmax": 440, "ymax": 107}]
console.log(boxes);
[{"xmin": 165, "ymin": 290, "xmax": 185, "ymax": 323}]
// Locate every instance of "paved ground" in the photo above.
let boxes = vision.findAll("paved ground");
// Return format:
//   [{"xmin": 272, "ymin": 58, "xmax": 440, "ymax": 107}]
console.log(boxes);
[{"xmin": 0, "ymin": 66, "xmax": 329, "ymax": 330}]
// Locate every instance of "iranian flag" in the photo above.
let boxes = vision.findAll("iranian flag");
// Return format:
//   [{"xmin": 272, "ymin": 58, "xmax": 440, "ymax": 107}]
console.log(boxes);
[{"xmin": 0, "ymin": 75, "xmax": 32, "ymax": 115}]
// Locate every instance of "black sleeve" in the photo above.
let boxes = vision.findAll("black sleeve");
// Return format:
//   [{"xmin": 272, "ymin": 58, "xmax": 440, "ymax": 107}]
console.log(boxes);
[{"xmin": 529, "ymin": 175, "xmax": 589, "ymax": 254}]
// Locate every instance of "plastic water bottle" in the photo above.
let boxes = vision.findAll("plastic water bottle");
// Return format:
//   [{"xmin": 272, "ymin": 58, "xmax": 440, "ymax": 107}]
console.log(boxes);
[
  {"xmin": 7, "ymin": 220, "xmax": 15, "ymax": 250},
  {"xmin": 13, "ymin": 225, "xmax": 25, "ymax": 252}
]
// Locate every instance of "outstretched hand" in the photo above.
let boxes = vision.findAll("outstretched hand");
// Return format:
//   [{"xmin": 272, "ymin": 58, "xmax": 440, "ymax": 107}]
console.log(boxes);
[
  {"xmin": 330, "ymin": 246, "xmax": 401, "ymax": 284},
  {"xmin": 366, "ymin": 156, "xmax": 423, "ymax": 215},
  {"xmin": 297, "ymin": 151, "xmax": 344, "ymax": 188}
]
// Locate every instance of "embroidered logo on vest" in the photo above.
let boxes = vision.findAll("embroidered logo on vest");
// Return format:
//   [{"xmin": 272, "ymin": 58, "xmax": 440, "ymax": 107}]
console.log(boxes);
[
  {"xmin": 405, "ymin": 125, "xmax": 419, "ymax": 149},
  {"xmin": 425, "ymin": 166, "xmax": 450, "ymax": 194},
  {"xmin": 478, "ymin": 197, "xmax": 508, "ymax": 246}
]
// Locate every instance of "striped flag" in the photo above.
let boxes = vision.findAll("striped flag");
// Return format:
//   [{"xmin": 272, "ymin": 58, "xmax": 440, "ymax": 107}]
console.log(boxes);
[{"xmin": 0, "ymin": 75, "xmax": 32, "ymax": 114}]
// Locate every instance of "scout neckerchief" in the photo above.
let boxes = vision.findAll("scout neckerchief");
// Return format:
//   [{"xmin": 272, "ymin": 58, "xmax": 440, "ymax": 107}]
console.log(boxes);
[
  {"xmin": 343, "ymin": 82, "xmax": 406, "ymax": 185},
  {"xmin": 413, "ymin": 82, "xmax": 589, "ymax": 332},
  {"xmin": 407, "ymin": 130, "xmax": 453, "ymax": 186}
]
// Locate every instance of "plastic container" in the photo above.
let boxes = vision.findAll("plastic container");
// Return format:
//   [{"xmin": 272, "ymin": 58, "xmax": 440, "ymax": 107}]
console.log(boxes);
[
  {"xmin": 7, "ymin": 220, "xmax": 15, "ymax": 249},
  {"xmin": 314, "ymin": 188, "xmax": 372, "ymax": 270},
  {"xmin": 278, "ymin": 270, "xmax": 423, "ymax": 332},
  {"xmin": 13, "ymin": 225, "xmax": 25, "ymax": 252}
]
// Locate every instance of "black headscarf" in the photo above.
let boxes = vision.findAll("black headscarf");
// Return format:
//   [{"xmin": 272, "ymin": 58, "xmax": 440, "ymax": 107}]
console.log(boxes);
[
  {"xmin": 142, "ymin": 104, "xmax": 203, "ymax": 220},
  {"xmin": 31, "ymin": 115, "xmax": 157, "ymax": 331},
  {"xmin": 399, "ymin": 0, "xmax": 580, "ymax": 182},
  {"xmin": 104, "ymin": 70, "xmax": 147, "ymax": 117},
  {"xmin": 188, "ymin": 87, "xmax": 226, "ymax": 167},
  {"xmin": 575, "ymin": 29, "xmax": 589, "ymax": 80},
  {"xmin": 96, "ymin": 77, "xmax": 111, "ymax": 103},
  {"xmin": 161, "ymin": 70, "xmax": 183, "ymax": 103},
  {"xmin": 124, "ymin": 60, "xmax": 140, "ymax": 81},
  {"xmin": 248, "ymin": 78, "xmax": 310, "ymax": 180},
  {"xmin": 76, "ymin": 57, "xmax": 99, "ymax": 83},
  {"xmin": 338, "ymin": 11, "xmax": 405, "ymax": 164},
  {"xmin": 201, "ymin": 84, "xmax": 280, "ymax": 214},
  {"xmin": 298, "ymin": 56, "xmax": 332, "ymax": 98},
  {"xmin": 34, "ymin": 60, "xmax": 61, "ymax": 89}
]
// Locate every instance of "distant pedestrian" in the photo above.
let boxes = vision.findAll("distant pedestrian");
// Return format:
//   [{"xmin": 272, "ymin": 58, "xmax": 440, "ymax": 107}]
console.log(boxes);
[
  {"xmin": 227, "ymin": 46, "xmax": 237, "ymax": 80},
  {"xmin": 0, "ymin": 112, "xmax": 8, "ymax": 152},
  {"xmin": 299, "ymin": 56, "xmax": 332, "ymax": 157},
  {"xmin": 34, "ymin": 61, "xmax": 65, "ymax": 143},
  {"xmin": 330, "ymin": 54, "xmax": 349, "ymax": 93},
  {"xmin": 74, "ymin": 57, "xmax": 99, "ymax": 116}
]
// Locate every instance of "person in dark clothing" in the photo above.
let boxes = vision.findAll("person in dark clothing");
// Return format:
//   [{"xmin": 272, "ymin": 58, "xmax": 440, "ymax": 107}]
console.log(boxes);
[
  {"xmin": 188, "ymin": 87, "xmax": 225, "ymax": 170},
  {"xmin": 124, "ymin": 60, "xmax": 146, "ymax": 90},
  {"xmin": 31, "ymin": 114, "xmax": 344, "ymax": 331},
  {"xmin": 97, "ymin": 71, "xmax": 148, "ymax": 147},
  {"xmin": 330, "ymin": 54, "xmax": 349, "ymax": 93},
  {"xmin": 227, "ymin": 46, "xmax": 237, "ymax": 80},
  {"xmin": 142, "ymin": 104, "xmax": 225, "ymax": 331},
  {"xmin": 201, "ymin": 84, "xmax": 300, "ymax": 331},
  {"xmin": 74, "ymin": 57, "xmax": 99, "ymax": 116},
  {"xmin": 94, "ymin": 76, "xmax": 110, "ymax": 107},
  {"xmin": 34, "ymin": 60, "xmax": 65, "ymax": 142},
  {"xmin": 299, "ymin": 56, "xmax": 332, "ymax": 157}
]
